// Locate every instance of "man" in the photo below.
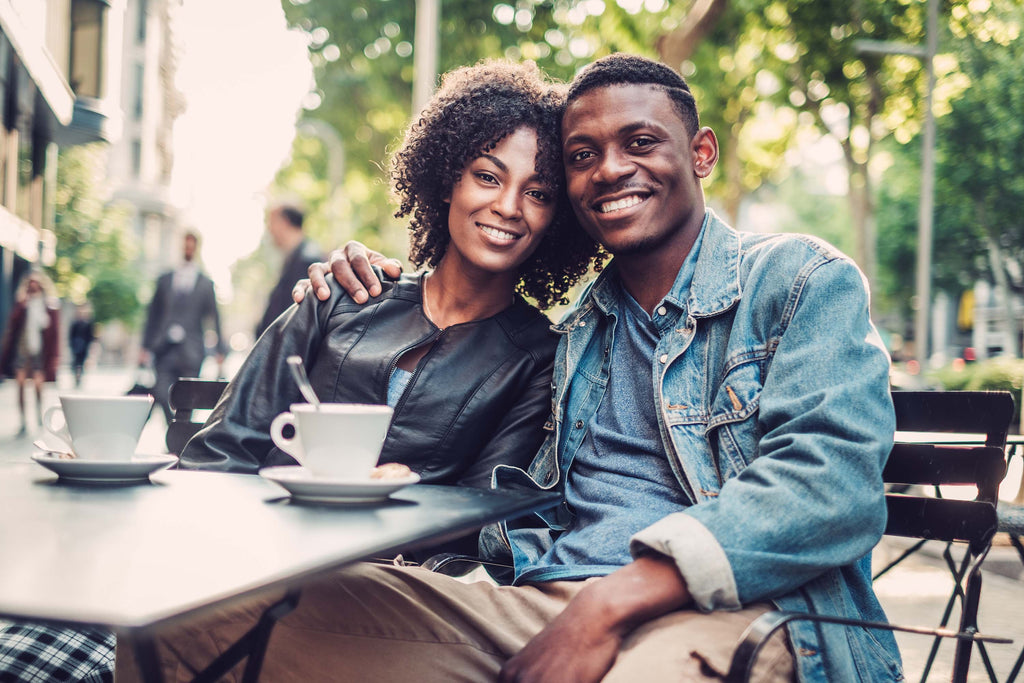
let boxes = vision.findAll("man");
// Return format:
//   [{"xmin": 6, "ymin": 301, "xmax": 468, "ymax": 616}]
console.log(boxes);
[
  {"xmin": 254, "ymin": 203, "xmax": 323, "ymax": 339},
  {"xmin": 122, "ymin": 55, "xmax": 898, "ymax": 682},
  {"xmin": 140, "ymin": 231, "xmax": 226, "ymax": 426}
]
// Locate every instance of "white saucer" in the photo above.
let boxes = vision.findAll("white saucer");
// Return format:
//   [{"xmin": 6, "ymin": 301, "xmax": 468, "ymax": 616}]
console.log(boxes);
[
  {"xmin": 31, "ymin": 451, "xmax": 179, "ymax": 483},
  {"xmin": 259, "ymin": 466, "xmax": 420, "ymax": 503}
]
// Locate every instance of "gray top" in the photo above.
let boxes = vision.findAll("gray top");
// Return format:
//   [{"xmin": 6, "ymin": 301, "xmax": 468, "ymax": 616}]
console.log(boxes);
[{"xmin": 0, "ymin": 464, "xmax": 555, "ymax": 634}]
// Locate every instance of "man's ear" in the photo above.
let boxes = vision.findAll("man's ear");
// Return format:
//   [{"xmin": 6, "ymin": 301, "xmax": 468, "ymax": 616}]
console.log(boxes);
[{"xmin": 692, "ymin": 127, "xmax": 719, "ymax": 179}]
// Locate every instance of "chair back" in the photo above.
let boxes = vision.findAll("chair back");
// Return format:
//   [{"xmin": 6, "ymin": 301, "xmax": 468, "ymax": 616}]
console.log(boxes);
[
  {"xmin": 166, "ymin": 378, "xmax": 229, "ymax": 455},
  {"xmin": 887, "ymin": 391, "xmax": 1013, "ymax": 553}
]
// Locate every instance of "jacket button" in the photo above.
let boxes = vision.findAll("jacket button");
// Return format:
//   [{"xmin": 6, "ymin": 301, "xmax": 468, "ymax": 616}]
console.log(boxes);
[
  {"xmin": 659, "ymin": 354, "xmax": 668, "ymax": 364},
  {"xmin": 574, "ymin": 420, "xmax": 584, "ymax": 429},
  {"xmin": 656, "ymin": 306, "xmax": 667, "ymax": 316},
  {"xmin": 578, "ymin": 320, "xmax": 586, "ymax": 327}
]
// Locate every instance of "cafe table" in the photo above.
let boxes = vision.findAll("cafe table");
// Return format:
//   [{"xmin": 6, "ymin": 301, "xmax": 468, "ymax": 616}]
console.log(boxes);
[{"xmin": 0, "ymin": 463, "xmax": 558, "ymax": 682}]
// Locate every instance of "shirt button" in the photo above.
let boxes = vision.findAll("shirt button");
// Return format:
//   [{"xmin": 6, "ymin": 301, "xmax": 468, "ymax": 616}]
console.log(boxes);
[
  {"xmin": 659, "ymin": 354, "xmax": 668, "ymax": 364},
  {"xmin": 578, "ymin": 320, "xmax": 586, "ymax": 327},
  {"xmin": 574, "ymin": 420, "xmax": 584, "ymax": 429},
  {"xmin": 656, "ymin": 306, "xmax": 667, "ymax": 316}
]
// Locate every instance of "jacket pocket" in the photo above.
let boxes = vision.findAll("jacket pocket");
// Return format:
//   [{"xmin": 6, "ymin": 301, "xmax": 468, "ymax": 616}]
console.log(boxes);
[{"xmin": 707, "ymin": 358, "xmax": 764, "ymax": 481}]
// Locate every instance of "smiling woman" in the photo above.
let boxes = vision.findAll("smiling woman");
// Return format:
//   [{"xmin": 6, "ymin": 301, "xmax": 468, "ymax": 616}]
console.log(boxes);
[{"xmin": 178, "ymin": 60, "xmax": 601, "ymax": 504}]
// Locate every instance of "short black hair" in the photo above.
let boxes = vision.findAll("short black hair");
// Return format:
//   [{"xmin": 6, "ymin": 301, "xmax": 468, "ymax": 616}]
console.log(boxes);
[
  {"xmin": 391, "ymin": 60, "xmax": 600, "ymax": 310},
  {"xmin": 567, "ymin": 53, "xmax": 700, "ymax": 136},
  {"xmin": 277, "ymin": 205, "xmax": 304, "ymax": 230}
]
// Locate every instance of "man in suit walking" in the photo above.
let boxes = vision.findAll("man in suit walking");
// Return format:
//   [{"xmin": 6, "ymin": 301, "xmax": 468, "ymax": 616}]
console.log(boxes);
[{"xmin": 140, "ymin": 231, "xmax": 226, "ymax": 425}]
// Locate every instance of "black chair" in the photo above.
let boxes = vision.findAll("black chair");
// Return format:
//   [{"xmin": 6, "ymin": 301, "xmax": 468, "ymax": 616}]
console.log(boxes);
[
  {"xmin": 166, "ymin": 377, "xmax": 230, "ymax": 455},
  {"xmin": 727, "ymin": 390, "xmax": 1014, "ymax": 683},
  {"xmin": 997, "ymin": 442, "xmax": 1024, "ymax": 682}
]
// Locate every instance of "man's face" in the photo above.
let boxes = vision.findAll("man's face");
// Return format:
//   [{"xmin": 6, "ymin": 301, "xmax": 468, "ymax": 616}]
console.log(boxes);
[
  {"xmin": 266, "ymin": 210, "xmax": 288, "ymax": 249},
  {"xmin": 183, "ymin": 235, "xmax": 197, "ymax": 262},
  {"xmin": 561, "ymin": 84, "xmax": 709, "ymax": 257}
]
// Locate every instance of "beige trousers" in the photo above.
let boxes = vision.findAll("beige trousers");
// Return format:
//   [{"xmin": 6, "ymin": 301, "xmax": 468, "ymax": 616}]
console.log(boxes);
[{"xmin": 116, "ymin": 562, "xmax": 793, "ymax": 682}]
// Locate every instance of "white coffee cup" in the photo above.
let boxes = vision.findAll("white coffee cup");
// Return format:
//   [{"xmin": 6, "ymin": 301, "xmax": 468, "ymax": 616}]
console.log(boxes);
[
  {"xmin": 42, "ymin": 394, "xmax": 154, "ymax": 461},
  {"xmin": 270, "ymin": 403, "xmax": 393, "ymax": 479}
]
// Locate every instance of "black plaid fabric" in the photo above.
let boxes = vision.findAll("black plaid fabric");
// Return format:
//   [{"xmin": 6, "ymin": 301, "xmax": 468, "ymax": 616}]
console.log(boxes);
[{"xmin": 0, "ymin": 623, "xmax": 113, "ymax": 682}]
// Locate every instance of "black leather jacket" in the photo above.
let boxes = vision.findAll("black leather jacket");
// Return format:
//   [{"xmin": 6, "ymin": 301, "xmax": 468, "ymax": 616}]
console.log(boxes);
[{"xmin": 180, "ymin": 272, "xmax": 556, "ymax": 490}]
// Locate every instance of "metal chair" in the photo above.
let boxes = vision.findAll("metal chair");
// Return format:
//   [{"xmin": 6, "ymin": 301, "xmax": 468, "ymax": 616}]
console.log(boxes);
[
  {"xmin": 997, "ymin": 441, "xmax": 1024, "ymax": 682},
  {"xmin": 727, "ymin": 390, "xmax": 1015, "ymax": 683},
  {"xmin": 165, "ymin": 377, "xmax": 230, "ymax": 454}
]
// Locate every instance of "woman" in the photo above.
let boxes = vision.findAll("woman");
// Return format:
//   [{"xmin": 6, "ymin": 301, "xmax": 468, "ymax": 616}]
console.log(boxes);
[
  {"xmin": 0, "ymin": 270, "xmax": 60, "ymax": 435},
  {"xmin": 0, "ymin": 60, "xmax": 601, "ymax": 683},
  {"xmin": 180, "ymin": 60, "xmax": 600, "ymax": 489}
]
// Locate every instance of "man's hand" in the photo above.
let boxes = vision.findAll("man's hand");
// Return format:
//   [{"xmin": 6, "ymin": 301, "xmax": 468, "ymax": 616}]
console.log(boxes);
[
  {"xmin": 498, "ymin": 555, "xmax": 690, "ymax": 683},
  {"xmin": 292, "ymin": 241, "xmax": 403, "ymax": 304}
]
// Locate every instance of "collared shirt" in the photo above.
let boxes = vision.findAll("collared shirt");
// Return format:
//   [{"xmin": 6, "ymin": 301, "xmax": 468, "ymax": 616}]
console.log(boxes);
[
  {"xmin": 514, "ymin": 220, "xmax": 706, "ymax": 584},
  {"xmin": 487, "ymin": 210, "xmax": 899, "ymax": 681},
  {"xmin": 172, "ymin": 263, "xmax": 199, "ymax": 293}
]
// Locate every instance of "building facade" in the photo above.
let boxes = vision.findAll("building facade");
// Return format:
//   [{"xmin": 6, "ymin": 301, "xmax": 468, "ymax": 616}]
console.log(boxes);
[
  {"xmin": 0, "ymin": 0, "xmax": 123, "ymax": 339},
  {"xmin": 107, "ymin": 0, "xmax": 182, "ymax": 282}
]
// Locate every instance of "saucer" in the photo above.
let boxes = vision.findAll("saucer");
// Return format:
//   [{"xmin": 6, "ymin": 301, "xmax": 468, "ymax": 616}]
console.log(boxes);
[
  {"xmin": 31, "ymin": 451, "xmax": 179, "ymax": 483},
  {"xmin": 259, "ymin": 466, "xmax": 420, "ymax": 503}
]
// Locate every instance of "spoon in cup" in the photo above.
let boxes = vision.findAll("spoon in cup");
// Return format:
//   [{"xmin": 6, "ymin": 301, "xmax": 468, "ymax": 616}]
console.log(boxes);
[{"xmin": 286, "ymin": 355, "xmax": 321, "ymax": 409}]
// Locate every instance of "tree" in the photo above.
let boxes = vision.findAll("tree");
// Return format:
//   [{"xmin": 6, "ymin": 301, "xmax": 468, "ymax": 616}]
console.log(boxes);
[
  {"xmin": 274, "ymin": 0, "xmax": 688, "ymax": 256},
  {"xmin": 876, "ymin": 0, "xmax": 1023, "ymax": 353},
  {"xmin": 50, "ymin": 144, "xmax": 140, "ymax": 325}
]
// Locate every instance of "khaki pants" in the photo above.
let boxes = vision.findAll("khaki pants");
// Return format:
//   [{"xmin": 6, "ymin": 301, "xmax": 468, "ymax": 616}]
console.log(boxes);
[{"xmin": 116, "ymin": 562, "xmax": 793, "ymax": 682}]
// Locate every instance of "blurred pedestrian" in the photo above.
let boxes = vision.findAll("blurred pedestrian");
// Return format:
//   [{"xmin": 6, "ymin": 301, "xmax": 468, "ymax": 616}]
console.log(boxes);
[
  {"xmin": 140, "ymin": 231, "xmax": 225, "ymax": 425},
  {"xmin": 0, "ymin": 270, "xmax": 60, "ymax": 436},
  {"xmin": 68, "ymin": 303, "xmax": 95, "ymax": 389},
  {"xmin": 254, "ymin": 202, "xmax": 323, "ymax": 339}
]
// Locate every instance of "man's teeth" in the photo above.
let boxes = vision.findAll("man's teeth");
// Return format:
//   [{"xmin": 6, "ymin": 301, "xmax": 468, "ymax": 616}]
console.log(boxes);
[
  {"xmin": 481, "ymin": 225, "xmax": 519, "ymax": 240},
  {"xmin": 598, "ymin": 195, "xmax": 644, "ymax": 213}
]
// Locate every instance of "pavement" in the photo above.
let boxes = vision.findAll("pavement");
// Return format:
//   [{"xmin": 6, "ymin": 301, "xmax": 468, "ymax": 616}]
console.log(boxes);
[{"xmin": 0, "ymin": 363, "xmax": 1022, "ymax": 681}]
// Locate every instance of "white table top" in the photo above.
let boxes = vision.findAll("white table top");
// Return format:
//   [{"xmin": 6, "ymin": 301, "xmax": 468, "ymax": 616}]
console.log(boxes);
[{"xmin": 0, "ymin": 464, "xmax": 555, "ymax": 635}]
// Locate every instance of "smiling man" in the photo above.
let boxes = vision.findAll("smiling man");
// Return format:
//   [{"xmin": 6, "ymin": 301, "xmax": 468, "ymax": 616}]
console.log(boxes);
[{"xmin": 123, "ymin": 54, "xmax": 899, "ymax": 683}]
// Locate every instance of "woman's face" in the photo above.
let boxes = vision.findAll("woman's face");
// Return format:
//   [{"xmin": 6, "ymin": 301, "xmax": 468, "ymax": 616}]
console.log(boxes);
[{"xmin": 444, "ymin": 127, "xmax": 556, "ymax": 277}]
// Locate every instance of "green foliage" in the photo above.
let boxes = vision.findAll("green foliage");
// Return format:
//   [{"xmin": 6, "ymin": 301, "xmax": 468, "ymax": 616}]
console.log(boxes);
[
  {"xmin": 930, "ymin": 357, "xmax": 1024, "ymax": 394},
  {"xmin": 876, "ymin": 0, "xmax": 1024, "ymax": 319},
  {"xmin": 87, "ymin": 272, "xmax": 141, "ymax": 325},
  {"xmin": 274, "ymin": 0, "xmax": 687, "ymax": 260},
  {"xmin": 50, "ymin": 144, "xmax": 141, "ymax": 325}
]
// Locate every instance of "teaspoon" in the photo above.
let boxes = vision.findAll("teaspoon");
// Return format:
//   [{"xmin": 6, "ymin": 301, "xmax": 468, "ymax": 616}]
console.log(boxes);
[{"xmin": 287, "ymin": 355, "xmax": 321, "ymax": 409}]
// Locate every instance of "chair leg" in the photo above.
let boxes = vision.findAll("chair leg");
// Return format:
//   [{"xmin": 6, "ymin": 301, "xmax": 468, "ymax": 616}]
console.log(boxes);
[
  {"xmin": 951, "ymin": 570, "xmax": 981, "ymax": 683},
  {"xmin": 1004, "ymin": 535, "xmax": 1024, "ymax": 683},
  {"xmin": 1006, "ymin": 647, "xmax": 1024, "ymax": 683},
  {"xmin": 920, "ymin": 546, "xmax": 972, "ymax": 682}
]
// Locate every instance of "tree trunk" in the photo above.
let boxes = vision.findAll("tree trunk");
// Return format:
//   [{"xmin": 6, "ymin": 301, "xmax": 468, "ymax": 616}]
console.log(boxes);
[
  {"xmin": 656, "ymin": 0, "xmax": 729, "ymax": 66},
  {"xmin": 845, "ymin": 159, "xmax": 876, "ymax": 293},
  {"xmin": 983, "ymin": 221, "xmax": 1020, "ymax": 357}
]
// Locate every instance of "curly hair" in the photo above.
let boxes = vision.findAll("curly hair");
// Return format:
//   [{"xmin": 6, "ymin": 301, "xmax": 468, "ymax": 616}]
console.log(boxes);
[
  {"xmin": 567, "ymin": 53, "xmax": 700, "ymax": 137},
  {"xmin": 390, "ymin": 60, "xmax": 601, "ymax": 310}
]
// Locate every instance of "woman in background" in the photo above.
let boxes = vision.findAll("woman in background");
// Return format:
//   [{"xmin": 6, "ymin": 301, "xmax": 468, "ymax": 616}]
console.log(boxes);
[{"xmin": 0, "ymin": 270, "xmax": 60, "ymax": 436}]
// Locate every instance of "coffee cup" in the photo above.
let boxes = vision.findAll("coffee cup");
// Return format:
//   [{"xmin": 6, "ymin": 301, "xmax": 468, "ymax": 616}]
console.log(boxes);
[
  {"xmin": 42, "ymin": 394, "xmax": 153, "ymax": 461},
  {"xmin": 270, "ymin": 403, "xmax": 393, "ymax": 479}
]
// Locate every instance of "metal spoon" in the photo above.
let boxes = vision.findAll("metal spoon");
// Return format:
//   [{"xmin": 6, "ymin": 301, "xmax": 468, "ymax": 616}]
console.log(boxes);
[
  {"xmin": 33, "ymin": 439, "xmax": 75, "ymax": 458},
  {"xmin": 287, "ymin": 355, "xmax": 321, "ymax": 409}
]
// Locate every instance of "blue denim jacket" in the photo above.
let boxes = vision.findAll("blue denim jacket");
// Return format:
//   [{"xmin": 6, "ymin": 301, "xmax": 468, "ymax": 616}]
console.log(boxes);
[{"xmin": 482, "ymin": 211, "xmax": 901, "ymax": 681}]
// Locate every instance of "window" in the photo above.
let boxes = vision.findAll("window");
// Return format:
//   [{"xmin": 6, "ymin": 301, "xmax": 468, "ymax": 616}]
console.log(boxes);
[
  {"xmin": 69, "ymin": 0, "xmax": 107, "ymax": 98},
  {"xmin": 131, "ymin": 138, "xmax": 142, "ymax": 177},
  {"xmin": 133, "ymin": 63, "xmax": 144, "ymax": 119},
  {"xmin": 136, "ymin": 0, "xmax": 148, "ymax": 43}
]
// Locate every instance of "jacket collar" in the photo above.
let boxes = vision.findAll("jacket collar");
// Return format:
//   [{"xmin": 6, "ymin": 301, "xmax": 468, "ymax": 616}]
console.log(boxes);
[{"xmin": 560, "ymin": 209, "xmax": 742, "ymax": 329}]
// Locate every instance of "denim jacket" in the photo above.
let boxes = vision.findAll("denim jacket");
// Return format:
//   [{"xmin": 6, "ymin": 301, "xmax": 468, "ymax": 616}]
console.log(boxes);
[{"xmin": 482, "ymin": 211, "xmax": 901, "ymax": 682}]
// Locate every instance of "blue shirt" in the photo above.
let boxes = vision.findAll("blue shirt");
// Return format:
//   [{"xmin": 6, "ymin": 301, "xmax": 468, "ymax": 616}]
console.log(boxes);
[{"xmin": 515, "ymin": 225, "xmax": 704, "ymax": 583}]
